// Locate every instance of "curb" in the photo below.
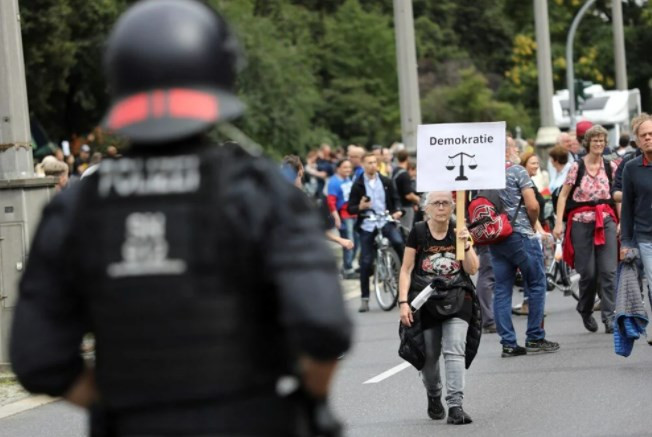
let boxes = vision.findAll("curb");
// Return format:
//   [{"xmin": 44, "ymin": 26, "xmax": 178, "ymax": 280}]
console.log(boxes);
[
  {"xmin": 0, "ymin": 374, "xmax": 16, "ymax": 383},
  {"xmin": 0, "ymin": 395, "xmax": 57, "ymax": 420}
]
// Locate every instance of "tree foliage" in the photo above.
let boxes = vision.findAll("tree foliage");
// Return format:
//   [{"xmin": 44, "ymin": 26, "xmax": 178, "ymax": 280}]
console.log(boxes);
[{"xmin": 17, "ymin": 0, "xmax": 652, "ymax": 155}]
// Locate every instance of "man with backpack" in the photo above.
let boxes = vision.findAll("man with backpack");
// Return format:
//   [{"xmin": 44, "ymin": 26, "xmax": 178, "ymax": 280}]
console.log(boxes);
[{"xmin": 486, "ymin": 137, "xmax": 560, "ymax": 357}]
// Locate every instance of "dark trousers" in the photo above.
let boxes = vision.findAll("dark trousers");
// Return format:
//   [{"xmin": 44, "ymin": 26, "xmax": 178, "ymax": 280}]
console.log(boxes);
[
  {"xmin": 359, "ymin": 224, "xmax": 404, "ymax": 299},
  {"xmin": 475, "ymin": 245, "xmax": 495, "ymax": 327},
  {"xmin": 570, "ymin": 217, "xmax": 617, "ymax": 323}
]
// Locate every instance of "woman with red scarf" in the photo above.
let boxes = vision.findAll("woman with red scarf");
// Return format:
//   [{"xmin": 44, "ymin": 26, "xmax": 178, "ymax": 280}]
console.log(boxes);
[{"xmin": 553, "ymin": 125, "xmax": 618, "ymax": 334}]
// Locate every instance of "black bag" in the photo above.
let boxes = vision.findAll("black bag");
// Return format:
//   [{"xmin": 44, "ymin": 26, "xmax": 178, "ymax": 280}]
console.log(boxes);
[
  {"xmin": 398, "ymin": 311, "xmax": 426, "ymax": 370},
  {"xmin": 424, "ymin": 276, "xmax": 467, "ymax": 318}
]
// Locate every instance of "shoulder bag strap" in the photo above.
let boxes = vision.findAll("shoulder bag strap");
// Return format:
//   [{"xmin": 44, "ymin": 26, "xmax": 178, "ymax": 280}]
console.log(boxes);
[{"xmin": 508, "ymin": 195, "xmax": 524, "ymax": 226}]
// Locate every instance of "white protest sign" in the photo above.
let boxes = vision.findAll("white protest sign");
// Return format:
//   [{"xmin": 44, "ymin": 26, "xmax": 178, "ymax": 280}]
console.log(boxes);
[{"xmin": 416, "ymin": 121, "xmax": 506, "ymax": 192}]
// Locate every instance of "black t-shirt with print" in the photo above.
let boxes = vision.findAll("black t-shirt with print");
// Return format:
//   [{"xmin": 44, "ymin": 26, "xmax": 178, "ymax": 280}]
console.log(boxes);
[{"xmin": 406, "ymin": 223, "xmax": 472, "ymax": 326}]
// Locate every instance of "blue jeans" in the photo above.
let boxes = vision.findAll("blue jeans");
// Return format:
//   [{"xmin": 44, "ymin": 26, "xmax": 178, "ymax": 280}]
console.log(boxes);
[
  {"xmin": 344, "ymin": 218, "xmax": 361, "ymax": 266},
  {"xmin": 359, "ymin": 223, "xmax": 404, "ymax": 299},
  {"xmin": 340, "ymin": 218, "xmax": 355, "ymax": 271},
  {"xmin": 489, "ymin": 233, "xmax": 546, "ymax": 346}
]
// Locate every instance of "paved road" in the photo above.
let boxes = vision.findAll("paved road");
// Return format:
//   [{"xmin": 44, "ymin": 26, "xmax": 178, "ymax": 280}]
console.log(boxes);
[
  {"xmin": 332, "ymin": 287, "xmax": 652, "ymax": 437},
  {"xmin": 1, "ymin": 400, "xmax": 85, "ymax": 436},
  {"xmin": 3, "ymin": 282, "xmax": 651, "ymax": 437}
]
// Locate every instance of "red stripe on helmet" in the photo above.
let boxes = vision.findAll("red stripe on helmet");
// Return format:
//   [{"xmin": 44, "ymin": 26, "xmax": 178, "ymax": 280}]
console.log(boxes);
[
  {"xmin": 151, "ymin": 90, "xmax": 166, "ymax": 118},
  {"xmin": 108, "ymin": 93, "xmax": 149, "ymax": 129},
  {"xmin": 168, "ymin": 89, "xmax": 218, "ymax": 121}
]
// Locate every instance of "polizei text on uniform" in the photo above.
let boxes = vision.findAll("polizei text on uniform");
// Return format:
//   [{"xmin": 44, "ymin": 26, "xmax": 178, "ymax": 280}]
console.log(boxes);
[{"xmin": 430, "ymin": 134, "xmax": 494, "ymax": 146}]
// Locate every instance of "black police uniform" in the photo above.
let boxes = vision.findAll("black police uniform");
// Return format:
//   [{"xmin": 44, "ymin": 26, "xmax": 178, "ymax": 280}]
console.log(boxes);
[
  {"xmin": 10, "ymin": 1, "xmax": 351, "ymax": 436},
  {"xmin": 11, "ymin": 141, "xmax": 351, "ymax": 436}
]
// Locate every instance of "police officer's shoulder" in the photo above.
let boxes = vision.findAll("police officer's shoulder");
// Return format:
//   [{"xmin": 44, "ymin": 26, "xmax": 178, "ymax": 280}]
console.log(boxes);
[
  {"xmin": 43, "ymin": 178, "xmax": 87, "ymax": 216},
  {"xmin": 31, "ymin": 179, "xmax": 89, "ymax": 255},
  {"xmin": 216, "ymin": 142, "xmax": 312, "ymax": 209}
]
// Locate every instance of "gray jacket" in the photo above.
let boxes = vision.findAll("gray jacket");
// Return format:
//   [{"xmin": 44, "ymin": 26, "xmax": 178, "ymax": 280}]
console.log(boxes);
[{"xmin": 614, "ymin": 249, "xmax": 649, "ymax": 357}]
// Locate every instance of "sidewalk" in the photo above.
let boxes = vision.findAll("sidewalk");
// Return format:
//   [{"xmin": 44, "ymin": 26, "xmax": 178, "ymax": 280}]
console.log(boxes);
[{"xmin": 0, "ymin": 372, "xmax": 27, "ymax": 407}]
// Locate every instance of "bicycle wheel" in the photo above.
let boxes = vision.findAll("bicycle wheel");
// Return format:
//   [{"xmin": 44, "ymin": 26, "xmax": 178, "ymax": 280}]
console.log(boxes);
[
  {"xmin": 560, "ymin": 262, "xmax": 580, "ymax": 301},
  {"xmin": 545, "ymin": 272, "xmax": 557, "ymax": 292},
  {"xmin": 375, "ymin": 249, "xmax": 400, "ymax": 311}
]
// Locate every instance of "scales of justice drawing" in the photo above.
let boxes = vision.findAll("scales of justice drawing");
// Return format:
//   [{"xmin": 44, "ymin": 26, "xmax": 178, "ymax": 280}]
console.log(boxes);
[{"xmin": 446, "ymin": 152, "xmax": 478, "ymax": 181}]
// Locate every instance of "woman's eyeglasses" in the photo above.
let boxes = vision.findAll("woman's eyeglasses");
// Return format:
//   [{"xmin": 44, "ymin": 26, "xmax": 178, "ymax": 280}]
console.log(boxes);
[{"xmin": 428, "ymin": 201, "xmax": 451, "ymax": 208}]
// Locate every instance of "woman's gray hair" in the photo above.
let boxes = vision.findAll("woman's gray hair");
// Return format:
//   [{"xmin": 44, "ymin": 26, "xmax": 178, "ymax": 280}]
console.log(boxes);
[{"xmin": 582, "ymin": 124, "xmax": 608, "ymax": 150}]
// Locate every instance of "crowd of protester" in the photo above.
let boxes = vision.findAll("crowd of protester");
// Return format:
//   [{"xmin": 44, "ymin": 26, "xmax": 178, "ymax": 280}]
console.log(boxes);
[
  {"xmin": 278, "ymin": 117, "xmax": 651, "ymax": 337},
  {"xmin": 34, "ymin": 137, "xmax": 121, "ymax": 192},
  {"xmin": 37, "ymin": 121, "xmax": 650, "ymax": 343},
  {"xmin": 283, "ymin": 142, "xmax": 418, "ymax": 311},
  {"xmin": 38, "ymin": 120, "xmax": 651, "ymax": 337}
]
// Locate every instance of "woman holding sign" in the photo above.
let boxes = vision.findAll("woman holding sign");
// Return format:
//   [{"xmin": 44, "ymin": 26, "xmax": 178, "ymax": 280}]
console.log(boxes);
[{"xmin": 398, "ymin": 191, "xmax": 480, "ymax": 425}]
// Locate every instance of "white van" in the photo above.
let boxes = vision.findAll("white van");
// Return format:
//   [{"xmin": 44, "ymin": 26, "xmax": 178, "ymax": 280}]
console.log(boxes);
[{"xmin": 552, "ymin": 85, "xmax": 641, "ymax": 147}]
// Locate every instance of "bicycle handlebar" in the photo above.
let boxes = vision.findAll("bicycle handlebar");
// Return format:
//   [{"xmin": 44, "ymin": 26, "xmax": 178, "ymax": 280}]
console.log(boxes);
[{"xmin": 364, "ymin": 210, "xmax": 399, "ymax": 224}]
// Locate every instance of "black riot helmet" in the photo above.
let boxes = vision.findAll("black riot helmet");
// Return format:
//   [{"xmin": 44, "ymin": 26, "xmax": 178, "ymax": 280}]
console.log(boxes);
[{"xmin": 102, "ymin": 0, "xmax": 244, "ymax": 144}]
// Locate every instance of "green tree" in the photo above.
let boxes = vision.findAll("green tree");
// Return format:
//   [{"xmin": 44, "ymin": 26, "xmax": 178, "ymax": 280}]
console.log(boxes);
[
  {"xmin": 318, "ymin": 0, "xmax": 400, "ymax": 146},
  {"xmin": 217, "ymin": 0, "xmax": 325, "ymax": 156},
  {"xmin": 19, "ymin": 0, "xmax": 652, "ymax": 154},
  {"xmin": 422, "ymin": 68, "xmax": 533, "ymax": 135},
  {"xmin": 20, "ymin": 0, "xmax": 125, "ymax": 142},
  {"xmin": 20, "ymin": 0, "xmax": 76, "ymax": 141}
]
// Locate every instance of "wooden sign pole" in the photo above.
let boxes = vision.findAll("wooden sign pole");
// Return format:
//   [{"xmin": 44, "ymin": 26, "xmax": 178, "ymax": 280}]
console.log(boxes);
[{"xmin": 456, "ymin": 190, "xmax": 466, "ymax": 260}]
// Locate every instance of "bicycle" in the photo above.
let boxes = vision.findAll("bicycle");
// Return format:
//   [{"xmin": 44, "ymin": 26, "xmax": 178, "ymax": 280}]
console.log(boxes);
[
  {"xmin": 365, "ymin": 211, "xmax": 404, "ymax": 311},
  {"xmin": 544, "ymin": 206, "xmax": 581, "ymax": 301},
  {"xmin": 546, "ymin": 239, "xmax": 579, "ymax": 299}
]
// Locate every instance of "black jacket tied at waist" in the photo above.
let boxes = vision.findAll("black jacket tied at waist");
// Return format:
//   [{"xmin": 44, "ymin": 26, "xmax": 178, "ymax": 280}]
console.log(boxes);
[{"xmin": 399, "ymin": 272, "xmax": 482, "ymax": 370}]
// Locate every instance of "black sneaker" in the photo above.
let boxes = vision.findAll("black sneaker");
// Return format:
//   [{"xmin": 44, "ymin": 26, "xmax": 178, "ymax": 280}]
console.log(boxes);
[
  {"xmin": 501, "ymin": 344, "xmax": 527, "ymax": 357},
  {"xmin": 447, "ymin": 406, "xmax": 472, "ymax": 425},
  {"xmin": 525, "ymin": 338, "xmax": 560, "ymax": 353},
  {"xmin": 604, "ymin": 320, "xmax": 614, "ymax": 334},
  {"xmin": 427, "ymin": 394, "xmax": 445, "ymax": 420}
]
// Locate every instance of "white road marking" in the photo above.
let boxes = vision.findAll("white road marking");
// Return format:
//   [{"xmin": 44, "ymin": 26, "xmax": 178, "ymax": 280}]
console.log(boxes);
[
  {"xmin": 363, "ymin": 362, "xmax": 411, "ymax": 384},
  {"xmin": 0, "ymin": 395, "xmax": 57, "ymax": 420}
]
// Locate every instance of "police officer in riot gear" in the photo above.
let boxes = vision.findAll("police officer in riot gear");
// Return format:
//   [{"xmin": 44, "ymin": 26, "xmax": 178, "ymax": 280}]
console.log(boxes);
[{"xmin": 10, "ymin": 1, "xmax": 352, "ymax": 436}]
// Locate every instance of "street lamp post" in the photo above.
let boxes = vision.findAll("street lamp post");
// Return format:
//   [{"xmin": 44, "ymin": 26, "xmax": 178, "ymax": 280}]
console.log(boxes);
[
  {"xmin": 612, "ymin": 0, "xmax": 628, "ymax": 90},
  {"xmin": 392, "ymin": 0, "xmax": 421, "ymax": 154},
  {"xmin": 534, "ymin": 0, "xmax": 555, "ymax": 128},
  {"xmin": 566, "ymin": 0, "xmax": 598, "ymax": 132}
]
